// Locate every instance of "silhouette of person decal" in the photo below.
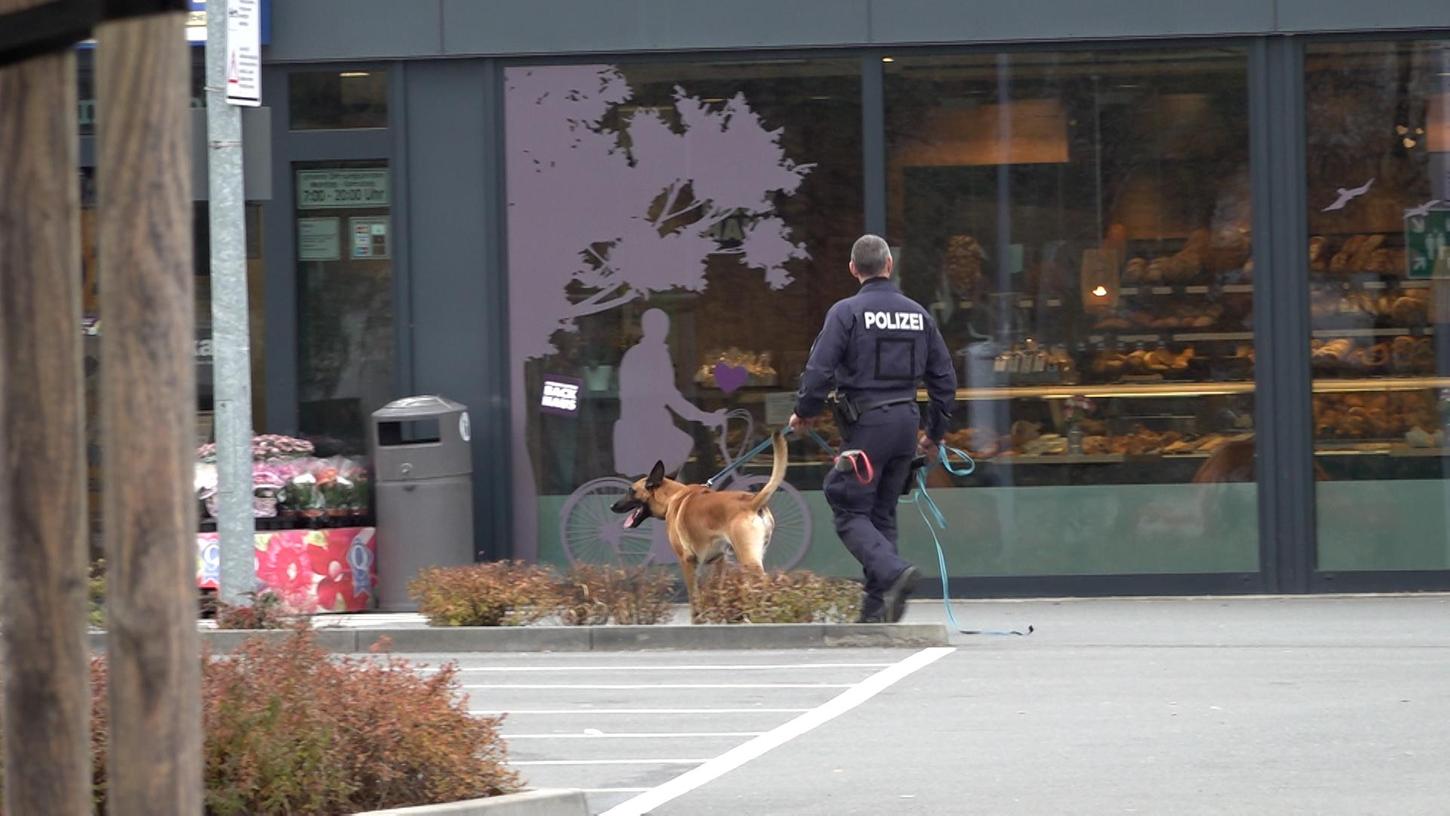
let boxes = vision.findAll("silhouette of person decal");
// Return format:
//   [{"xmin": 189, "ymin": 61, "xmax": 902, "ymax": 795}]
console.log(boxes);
[{"xmin": 613, "ymin": 309, "xmax": 725, "ymax": 477}]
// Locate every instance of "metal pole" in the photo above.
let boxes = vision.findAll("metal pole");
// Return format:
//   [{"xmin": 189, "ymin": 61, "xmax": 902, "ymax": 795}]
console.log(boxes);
[
  {"xmin": 96, "ymin": 11, "xmax": 204, "ymax": 813},
  {"xmin": 0, "ymin": 2, "xmax": 93, "ymax": 811},
  {"xmin": 206, "ymin": 0, "xmax": 257, "ymax": 605}
]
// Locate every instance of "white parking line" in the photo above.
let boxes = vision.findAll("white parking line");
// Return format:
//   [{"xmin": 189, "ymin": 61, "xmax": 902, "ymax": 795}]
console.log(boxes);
[
  {"xmin": 472, "ymin": 708, "xmax": 811, "ymax": 715},
  {"xmin": 512, "ymin": 759, "xmax": 706, "ymax": 767},
  {"xmin": 599, "ymin": 647, "xmax": 955, "ymax": 816},
  {"xmin": 450, "ymin": 663, "xmax": 893, "ymax": 673},
  {"xmin": 466, "ymin": 683, "xmax": 852, "ymax": 690},
  {"xmin": 504, "ymin": 732, "xmax": 765, "ymax": 739},
  {"xmin": 581, "ymin": 788, "xmax": 650, "ymax": 794}
]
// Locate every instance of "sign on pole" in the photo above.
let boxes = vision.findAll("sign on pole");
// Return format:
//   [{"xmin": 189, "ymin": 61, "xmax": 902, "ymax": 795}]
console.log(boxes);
[{"xmin": 225, "ymin": 0, "xmax": 261, "ymax": 107}]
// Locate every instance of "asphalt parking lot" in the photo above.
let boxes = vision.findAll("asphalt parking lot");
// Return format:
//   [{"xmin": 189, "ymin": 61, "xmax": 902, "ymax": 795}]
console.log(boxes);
[
  {"xmin": 406, "ymin": 595, "xmax": 1450, "ymax": 816},
  {"xmin": 423, "ymin": 647, "xmax": 931, "ymax": 814}
]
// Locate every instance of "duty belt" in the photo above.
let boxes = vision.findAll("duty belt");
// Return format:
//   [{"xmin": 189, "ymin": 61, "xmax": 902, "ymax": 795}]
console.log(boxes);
[
  {"xmin": 856, "ymin": 394, "xmax": 916, "ymax": 413},
  {"xmin": 833, "ymin": 392, "xmax": 916, "ymax": 425}
]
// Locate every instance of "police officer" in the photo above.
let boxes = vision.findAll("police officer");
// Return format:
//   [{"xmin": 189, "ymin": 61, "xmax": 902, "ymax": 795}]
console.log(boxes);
[{"xmin": 789, "ymin": 235, "xmax": 957, "ymax": 623}]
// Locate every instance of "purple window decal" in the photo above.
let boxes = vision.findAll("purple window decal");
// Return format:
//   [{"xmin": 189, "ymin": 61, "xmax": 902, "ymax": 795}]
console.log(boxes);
[{"xmin": 504, "ymin": 64, "xmax": 814, "ymax": 560}]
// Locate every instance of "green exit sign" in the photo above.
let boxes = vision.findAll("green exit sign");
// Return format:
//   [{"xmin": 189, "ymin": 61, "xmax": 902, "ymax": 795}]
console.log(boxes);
[{"xmin": 1406, "ymin": 209, "xmax": 1450, "ymax": 279}]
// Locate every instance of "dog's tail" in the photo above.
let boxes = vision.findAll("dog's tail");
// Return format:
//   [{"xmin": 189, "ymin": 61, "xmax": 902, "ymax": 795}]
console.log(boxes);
[{"xmin": 747, "ymin": 431, "xmax": 788, "ymax": 513}]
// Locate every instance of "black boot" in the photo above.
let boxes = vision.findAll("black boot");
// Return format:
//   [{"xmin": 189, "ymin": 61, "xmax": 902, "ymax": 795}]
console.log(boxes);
[{"xmin": 882, "ymin": 565, "xmax": 920, "ymax": 623}]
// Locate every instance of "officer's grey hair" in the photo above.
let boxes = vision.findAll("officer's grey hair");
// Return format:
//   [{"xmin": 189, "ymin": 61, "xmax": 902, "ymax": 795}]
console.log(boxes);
[{"xmin": 851, "ymin": 234, "xmax": 891, "ymax": 278}]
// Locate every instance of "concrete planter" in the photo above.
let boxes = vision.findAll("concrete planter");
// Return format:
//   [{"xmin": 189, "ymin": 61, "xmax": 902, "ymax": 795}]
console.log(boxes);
[{"xmin": 351, "ymin": 789, "xmax": 588, "ymax": 816}]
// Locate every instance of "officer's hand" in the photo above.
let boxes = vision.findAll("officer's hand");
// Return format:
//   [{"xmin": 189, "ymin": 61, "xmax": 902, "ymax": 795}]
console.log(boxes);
[
  {"xmin": 917, "ymin": 432, "xmax": 938, "ymax": 458},
  {"xmin": 788, "ymin": 413, "xmax": 815, "ymax": 434}
]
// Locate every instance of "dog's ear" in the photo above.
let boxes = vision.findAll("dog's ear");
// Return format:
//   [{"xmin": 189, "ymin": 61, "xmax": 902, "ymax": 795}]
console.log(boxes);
[{"xmin": 646, "ymin": 460, "xmax": 666, "ymax": 490}]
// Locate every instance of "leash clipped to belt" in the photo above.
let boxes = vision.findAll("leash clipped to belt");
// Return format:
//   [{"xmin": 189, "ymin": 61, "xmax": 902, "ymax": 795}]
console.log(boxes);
[{"xmin": 905, "ymin": 443, "xmax": 1034, "ymax": 637}]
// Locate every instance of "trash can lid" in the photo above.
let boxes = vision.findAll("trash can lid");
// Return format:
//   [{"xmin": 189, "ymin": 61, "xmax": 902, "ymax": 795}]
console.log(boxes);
[{"xmin": 373, "ymin": 395, "xmax": 467, "ymax": 418}]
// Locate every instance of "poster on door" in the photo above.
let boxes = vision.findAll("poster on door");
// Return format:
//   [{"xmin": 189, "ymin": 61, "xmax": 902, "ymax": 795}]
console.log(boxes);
[
  {"xmin": 350, "ymin": 217, "xmax": 390, "ymax": 259},
  {"xmin": 298, "ymin": 217, "xmax": 341, "ymax": 261}
]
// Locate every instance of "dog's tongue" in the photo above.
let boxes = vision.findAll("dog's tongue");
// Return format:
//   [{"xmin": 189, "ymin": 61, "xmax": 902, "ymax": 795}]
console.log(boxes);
[{"xmin": 623, "ymin": 506, "xmax": 644, "ymax": 528}]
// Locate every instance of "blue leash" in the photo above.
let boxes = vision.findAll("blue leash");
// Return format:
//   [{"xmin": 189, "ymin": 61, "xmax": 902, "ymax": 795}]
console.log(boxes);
[
  {"xmin": 785, "ymin": 429, "xmax": 1033, "ymax": 637},
  {"xmin": 705, "ymin": 427, "xmax": 797, "ymax": 489},
  {"xmin": 903, "ymin": 445, "xmax": 1033, "ymax": 637}
]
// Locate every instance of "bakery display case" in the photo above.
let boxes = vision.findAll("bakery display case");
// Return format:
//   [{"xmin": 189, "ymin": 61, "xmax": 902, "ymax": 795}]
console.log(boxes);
[
  {"xmin": 922, "ymin": 236, "xmax": 1260, "ymax": 484},
  {"xmin": 1304, "ymin": 40, "xmax": 1450, "ymax": 506},
  {"xmin": 885, "ymin": 48, "xmax": 1261, "ymax": 491}
]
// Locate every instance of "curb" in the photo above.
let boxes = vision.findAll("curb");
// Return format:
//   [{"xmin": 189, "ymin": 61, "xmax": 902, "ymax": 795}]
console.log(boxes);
[
  {"xmin": 88, "ymin": 623, "xmax": 948, "ymax": 653},
  {"xmin": 350, "ymin": 789, "xmax": 589, "ymax": 816}
]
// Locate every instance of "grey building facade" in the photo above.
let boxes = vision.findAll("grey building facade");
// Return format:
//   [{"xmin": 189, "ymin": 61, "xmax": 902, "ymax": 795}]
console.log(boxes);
[{"xmin": 249, "ymin": 0, "xmax": 1450, "ymax": 596}]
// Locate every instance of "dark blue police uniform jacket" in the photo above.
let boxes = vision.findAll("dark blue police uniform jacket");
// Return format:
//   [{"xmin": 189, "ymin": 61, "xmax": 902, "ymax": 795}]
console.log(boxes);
[{"xmin": 793, "ymin": 276, "xmax": 957, "ymax": 610}]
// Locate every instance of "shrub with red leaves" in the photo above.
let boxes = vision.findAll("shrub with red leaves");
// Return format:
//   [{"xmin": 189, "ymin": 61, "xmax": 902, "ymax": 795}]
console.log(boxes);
[
  {"xmin": 0, "ymin": 631, "xmax": 518, "ymax": 815},
  {"xmin": 556, "ymin": 565, "xmax": 676, "ymax": 626},
  {"xmin": 213, "ymin": 590, "xmax": 296, "ymax": 630},
  {"xmin": 695, "ymin": 566, "xmax": 862, "ymax": 624},
  {"xmin": 409, "ymin": 561, "xmax": 561, "ymax": 627}
]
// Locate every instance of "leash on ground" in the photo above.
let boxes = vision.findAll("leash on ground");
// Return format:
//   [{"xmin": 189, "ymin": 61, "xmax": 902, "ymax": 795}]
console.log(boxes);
[
  {"xmin": 901, "ymin": 445, "xmax": 1033, "ymax": 637},
  {"xmin": 800, "ymin": 428, "xmax": 1032, "ymax": 637}
]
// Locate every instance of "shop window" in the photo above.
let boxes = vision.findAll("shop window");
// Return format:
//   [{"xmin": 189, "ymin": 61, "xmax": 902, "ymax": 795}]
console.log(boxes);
[
  {"xmin": 885, "ymin": 50, "xmax": 1258, "ymax": 576},
  {"xmin": 294, "ymin": 159, "xmax": 395, "ymax": 454},
  {"xmin": 504, "ymin": 60, "xmax": 862, "ymax": 570},
  {"xmin": 289, "ymin": 70, "xmax": 389, "ymax": 130},
  {"xmin": 1305, "ymin": 40, "xmax": 1450, "ymax": 571}
]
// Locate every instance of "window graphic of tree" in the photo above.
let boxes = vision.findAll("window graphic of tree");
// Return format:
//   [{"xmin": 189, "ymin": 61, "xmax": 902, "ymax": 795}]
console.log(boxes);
[{"xmin": 504, "ymin": 65, "xmax": 813, "ymax": 559}]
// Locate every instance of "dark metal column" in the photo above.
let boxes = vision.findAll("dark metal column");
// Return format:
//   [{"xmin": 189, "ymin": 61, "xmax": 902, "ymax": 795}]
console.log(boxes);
[
  {"xmin": 1250, "ymin": 37, "xmax": 1316, "ymax": 593},
  {"xmin": 862, "ymin": 54, "xmax": 886, "ymax": 237}
]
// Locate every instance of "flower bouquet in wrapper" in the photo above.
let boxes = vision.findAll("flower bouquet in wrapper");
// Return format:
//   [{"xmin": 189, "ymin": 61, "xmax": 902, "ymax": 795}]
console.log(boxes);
[
  {"xmin": 316, "ymin": 458, "xmax": 356, "ymax": 521},
  {"xmin": 281, "ymin": 471, "xmax": 325, "ymax": 521}
]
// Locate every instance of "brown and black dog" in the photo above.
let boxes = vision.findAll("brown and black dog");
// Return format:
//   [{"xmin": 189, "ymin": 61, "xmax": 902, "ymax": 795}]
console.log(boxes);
[{"xmin": 611, "ymin": 432, "xmax": 788, "ymax": 620}]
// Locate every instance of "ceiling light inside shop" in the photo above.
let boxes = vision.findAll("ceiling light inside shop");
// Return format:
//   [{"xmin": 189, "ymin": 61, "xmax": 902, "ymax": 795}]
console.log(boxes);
[
  {"xmin": 881, "ymin": 56, "xmax": 895, "ymax": 63},
  {"xmin": 339, "ymin": 71, "xmax": 371, "ymax": 78},
  {"xmin": 1396, "ymin": 124, "xmax": 1409, "ymax": 135},
  {"xmin": 1092, "ymin": 285, "xmax": 1109, "ymax": 297},
  {"xmin": 1403, "ymin": 137, "xmax": 1417, "ymax": 149}
]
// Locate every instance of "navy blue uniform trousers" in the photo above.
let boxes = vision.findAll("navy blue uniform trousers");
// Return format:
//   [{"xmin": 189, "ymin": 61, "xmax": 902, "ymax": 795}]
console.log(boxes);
[{"xmin": 823, "ymin": 402, "xmax": 918, "ymax": 618}]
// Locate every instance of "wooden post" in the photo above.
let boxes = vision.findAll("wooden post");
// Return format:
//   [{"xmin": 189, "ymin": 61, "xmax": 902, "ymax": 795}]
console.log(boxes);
[
  {"xmin": 95, "ymin": 11, "xmax": 203, "ymax": 815},
  {"xmin": 0, "ymin": 3, "xmax": 94, "ymax": 813}
]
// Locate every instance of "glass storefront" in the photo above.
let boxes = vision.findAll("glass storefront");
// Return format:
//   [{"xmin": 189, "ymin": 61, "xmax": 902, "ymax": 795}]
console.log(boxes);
[
  {"xmin": 1306, "ymin": 41, "xmax": 1450, "ymax": 571},
  {"xmin": 503, "ymin": 49, "xmax": 1264, "ymax": 580},
  {"xmin": 885, "ymin": 49, "xmax": 1258, "ymax": 575}
]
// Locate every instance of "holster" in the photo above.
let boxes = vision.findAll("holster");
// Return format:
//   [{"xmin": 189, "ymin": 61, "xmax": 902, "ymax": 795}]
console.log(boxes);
[
  {"xmin": 829, "ymin": 393, "xmax": 860, "ymax": 428},
  {"xmin": 902, "ymin": 455, "xmax": 929, "ymax": 496}
]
